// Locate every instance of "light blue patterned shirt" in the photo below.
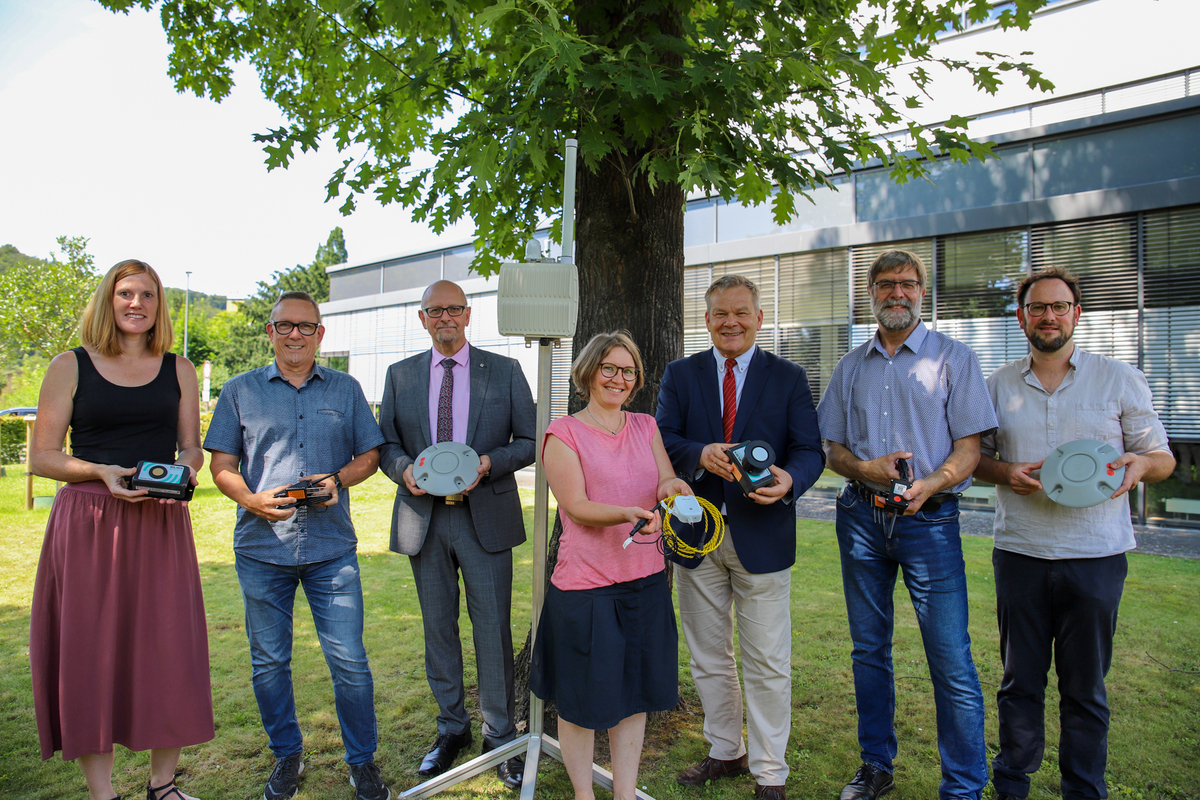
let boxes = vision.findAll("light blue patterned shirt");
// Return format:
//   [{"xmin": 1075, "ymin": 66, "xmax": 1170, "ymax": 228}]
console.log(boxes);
[
  {"xmin": 817, "ymin": 321, "xmax": 997, "ymax": 493},
  {"xmin": 204, "ymin": 362, "xmax": 385, "ymax": 565}
]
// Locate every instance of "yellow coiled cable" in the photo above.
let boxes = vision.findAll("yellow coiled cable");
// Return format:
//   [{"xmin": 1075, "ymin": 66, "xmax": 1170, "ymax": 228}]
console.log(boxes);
[{"xmin": 656, "ymin": 494, "xmax": 725, "ymax": 558}]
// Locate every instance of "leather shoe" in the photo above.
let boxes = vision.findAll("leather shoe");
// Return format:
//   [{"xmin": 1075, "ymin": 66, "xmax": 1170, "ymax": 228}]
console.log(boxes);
[
  {"xmin": 996, "ymin": 795, "xmax": 1023, "ymax": 800},
  {"xmin": 677, "ymin": 754, "xmax": 750, "ymax": 786},
  {"xmin": 495, "ymin": 755, "xmax": 524, "ymax": 791},
  {"xmin": 481, "ymin": 738, "xmax": 524, "ymax": 791},
  {"xmin": 418, "ymin": 731, "xmax": 473, "ymax": 777},
  {"xmin": 754, "ymin": 785, "xmax": 786, "ymax": 800},
  {"xmin": 840, "ymin": 762, "xmax": 894, "ymax": 800}
]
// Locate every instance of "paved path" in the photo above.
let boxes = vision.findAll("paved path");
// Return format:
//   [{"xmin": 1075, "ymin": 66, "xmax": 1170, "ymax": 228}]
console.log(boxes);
[{"xmin": 794, "ymin": 496, "xmax": 1200, "ymax": 560}]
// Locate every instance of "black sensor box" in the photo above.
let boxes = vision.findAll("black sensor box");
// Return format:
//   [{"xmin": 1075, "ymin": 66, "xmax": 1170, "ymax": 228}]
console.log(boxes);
[{"xmin": 125, "ymin": 461, "xmax": 195, "ymax": 500}]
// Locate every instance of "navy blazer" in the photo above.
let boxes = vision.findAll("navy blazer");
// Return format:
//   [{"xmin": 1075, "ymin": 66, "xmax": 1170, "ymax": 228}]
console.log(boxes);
[{"xmin": 655, "ymin": 346, "xmax": 824, "ymax": 573}]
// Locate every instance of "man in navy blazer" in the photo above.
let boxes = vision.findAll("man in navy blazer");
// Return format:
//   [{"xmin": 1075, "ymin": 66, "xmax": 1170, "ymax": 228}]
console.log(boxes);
[{"xmin": 656, "ymin": 274, "xmax": 824, "ymax": 800}]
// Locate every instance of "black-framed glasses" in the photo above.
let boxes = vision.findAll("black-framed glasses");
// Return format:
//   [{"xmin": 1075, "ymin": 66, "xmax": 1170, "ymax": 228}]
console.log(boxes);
[
  {"xmin": 1023, "ymin": 301, "xmax": 1076, "ymax": 317},
  {"xmin": 599, "ymin": 363, "xmax": 639, "ymax": 381},
  {"xmin": 423, "ymin": 305, "xmax": 467, "ymax": 318},
  {"xmin": 872, "ymin": 279, "xmax": 922, "ymax": 293},
  {"xmin": 270, "ymin": 320, "xmax": 319, "ymax": 336}
]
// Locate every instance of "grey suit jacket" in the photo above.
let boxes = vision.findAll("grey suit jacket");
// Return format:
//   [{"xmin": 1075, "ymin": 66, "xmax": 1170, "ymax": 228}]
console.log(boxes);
[{"xmin": 378, "ymin": 345, "xmax": 536, "ymax": 555}]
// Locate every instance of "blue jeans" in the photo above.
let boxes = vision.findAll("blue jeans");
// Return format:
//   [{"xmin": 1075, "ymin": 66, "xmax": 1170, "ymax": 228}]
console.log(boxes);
[
  {"xmin": 835, "ymin": 489, "xmax": 987, "ymax": 800},
  {"xmin": 235, "ymin": 551, "xmax": 378, "ymax": 765}
]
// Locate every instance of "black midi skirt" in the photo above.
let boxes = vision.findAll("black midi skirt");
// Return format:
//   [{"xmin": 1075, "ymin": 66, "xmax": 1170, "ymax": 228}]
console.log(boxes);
[{"xmin": 530, "ymin": 570, "xmax": 678, "ymax": 730}]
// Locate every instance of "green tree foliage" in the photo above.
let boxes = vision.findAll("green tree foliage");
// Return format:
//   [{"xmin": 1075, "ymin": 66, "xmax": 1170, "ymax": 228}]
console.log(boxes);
[
  {"xmin": 101, "ymin": 0, "xmax": 1051, "ymax": 411},
  {"xmin": 0, "ymin": 244, "xmax": 44, "ymax": 276},
  {"xmin": 165, "ymin": 287, "xmax": 228, "ymax": 366},
  {"xmin": 0, "ymin": 237, "xmax": 100, "ymax": 369}
]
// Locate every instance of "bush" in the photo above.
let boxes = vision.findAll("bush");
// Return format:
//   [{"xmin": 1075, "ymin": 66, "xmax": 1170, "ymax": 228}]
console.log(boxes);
[{"xmin": 0, "ymin": 418, "xmax": 28, "ymax": 465}]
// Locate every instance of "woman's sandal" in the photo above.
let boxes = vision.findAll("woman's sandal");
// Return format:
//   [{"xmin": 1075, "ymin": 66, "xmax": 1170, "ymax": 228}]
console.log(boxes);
[{"xmin": 146, "ymin": 780, "xmax": 191, "ymax": 800}]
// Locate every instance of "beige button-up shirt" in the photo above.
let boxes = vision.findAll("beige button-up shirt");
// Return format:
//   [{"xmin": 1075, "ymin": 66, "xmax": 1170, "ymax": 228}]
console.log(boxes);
[{"xmin": 981, "ymin": 347, "xmax": 1170, "ymax": 559}]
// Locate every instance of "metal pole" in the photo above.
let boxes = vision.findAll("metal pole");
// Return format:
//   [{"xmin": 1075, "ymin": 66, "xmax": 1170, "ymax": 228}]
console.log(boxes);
[
  {"xmin": 184, "ymin": 271, "xmax": 192, "ymax": 360},
  {"xmin": 561, "ymin": 139, "xmax": 577, "ymax": 264},
  {"xmin": 24, "ymin": 416, "xmax": 34, "ymax": 510}
]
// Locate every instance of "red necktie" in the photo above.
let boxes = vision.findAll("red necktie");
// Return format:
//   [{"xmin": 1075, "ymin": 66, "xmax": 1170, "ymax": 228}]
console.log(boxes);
[{"xmin": 722, "ymin": 358, "xmax": 737, "ymax": 443}]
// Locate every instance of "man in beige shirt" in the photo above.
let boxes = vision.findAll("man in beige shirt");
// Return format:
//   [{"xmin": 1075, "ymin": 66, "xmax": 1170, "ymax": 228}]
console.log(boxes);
[{"xmin": 976, "ymin": 267, "xmax": 1174, "ymax": 800}]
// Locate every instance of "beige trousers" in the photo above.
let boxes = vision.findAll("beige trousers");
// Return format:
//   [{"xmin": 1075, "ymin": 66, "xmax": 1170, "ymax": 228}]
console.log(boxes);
[{"xmin": 676, "ymin": 534, "xmax": 793, "ymax": 786}]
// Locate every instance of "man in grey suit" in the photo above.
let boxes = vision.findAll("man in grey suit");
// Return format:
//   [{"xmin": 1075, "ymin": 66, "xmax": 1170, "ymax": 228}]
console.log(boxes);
[{"xmin": 379, "ymin": 280, "xmax": 536, "ymax": 791}]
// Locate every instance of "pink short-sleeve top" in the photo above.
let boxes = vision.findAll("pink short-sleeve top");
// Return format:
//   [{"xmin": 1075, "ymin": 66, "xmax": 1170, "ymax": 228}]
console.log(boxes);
[{"xmin": 543, "ymin": 413, "xmax": 665, "ymax": 591}]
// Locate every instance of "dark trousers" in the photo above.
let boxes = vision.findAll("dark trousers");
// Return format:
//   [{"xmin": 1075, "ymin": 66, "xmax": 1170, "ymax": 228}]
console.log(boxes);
[
  {"xmin": 992, "ymin": 549, "xmax": 1128, "ymax": 800},
  {"xmin": 410, "ymin": 500, "xmax": 516, "ymax": 744}
]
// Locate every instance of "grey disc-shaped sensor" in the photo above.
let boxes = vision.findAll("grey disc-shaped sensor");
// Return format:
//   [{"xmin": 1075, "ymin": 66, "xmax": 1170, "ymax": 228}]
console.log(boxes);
[
  {"xmin": 1041, "ymin": 439, "xmax": 1125, "ymax": 508},
  {"xmin": 413, "ymin": 442, "xmax": 482, "ymax": 496}
]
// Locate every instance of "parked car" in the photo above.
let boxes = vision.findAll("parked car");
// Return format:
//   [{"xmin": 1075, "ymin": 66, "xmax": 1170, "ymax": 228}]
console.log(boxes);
[{"xmin": 0, "ymin": 407, "xmax": 37, "ymax": 416}]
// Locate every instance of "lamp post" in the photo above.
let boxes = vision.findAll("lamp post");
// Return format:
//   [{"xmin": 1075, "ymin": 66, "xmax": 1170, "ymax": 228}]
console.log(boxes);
[{"xmin": 184, "ymin": 271, "xmax": 192, "ymax": 360}]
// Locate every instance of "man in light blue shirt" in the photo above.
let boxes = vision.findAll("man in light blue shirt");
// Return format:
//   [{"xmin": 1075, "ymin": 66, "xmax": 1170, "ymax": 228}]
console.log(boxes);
[
  {"xmin": 976, "ymin": 267, "xmax": 1173, "ymax": 800},
  {"xmin": 817, "ymin": 251, "xmax": 997, "ymax": 800},
  {"xmin": 206, "ymin": 291, "xmax": 390, "ymax": 800}
]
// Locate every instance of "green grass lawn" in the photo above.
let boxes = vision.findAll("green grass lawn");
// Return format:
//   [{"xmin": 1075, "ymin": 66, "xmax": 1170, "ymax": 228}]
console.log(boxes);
[{"xmin": 1, "ymin": 470, "xmax": 1197, "ymax": 799}]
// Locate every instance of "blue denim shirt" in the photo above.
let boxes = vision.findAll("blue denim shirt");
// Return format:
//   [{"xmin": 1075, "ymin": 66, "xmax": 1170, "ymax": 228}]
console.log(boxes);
[
  {"xmin": 204, "ymin": 362, "xmax": 385, "ymax": 565},
  {"xmin": 818, "ymin": 321, "xmax": 997, "ymax": 493}
]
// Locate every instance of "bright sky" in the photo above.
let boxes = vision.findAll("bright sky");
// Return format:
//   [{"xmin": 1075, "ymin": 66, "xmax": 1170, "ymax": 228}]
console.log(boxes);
[{"xmin": 0, "ymin": 0, "xmax": 473, "ymax": 298}]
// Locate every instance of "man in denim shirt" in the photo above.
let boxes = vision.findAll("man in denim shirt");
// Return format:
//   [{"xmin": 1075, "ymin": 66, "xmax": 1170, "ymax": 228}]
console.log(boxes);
[
  {"xmin": 817, "ymin": 251, "xmax": 997, "ymax": 800},
  {"xmin": 206, "ymin": 291, "xmax": 390, "ymax": 800}
]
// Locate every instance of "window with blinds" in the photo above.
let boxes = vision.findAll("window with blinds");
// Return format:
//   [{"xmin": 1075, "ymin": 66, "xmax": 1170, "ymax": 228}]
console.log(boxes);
[
  {"xmin": 935, "ymin": 229, "xmax": 1030, "ymax": 377},
  {"xmin": 550, "ymin": 339, "xmax": 575, "ymax": 420},
  {"xmin": 1029, "ymin": 215, "xmax": 1139, "ymax": 312},
  {"xmin": 1144, "ymin": 206, "xmax": 1200, "ymax": 441},
  {"xmin": 937, "ymin": 230, "xmax": 1026, "ymax": 319},
  {"xmin": 777, "ymin": 249, "xmax": 850, "ymax": 402}
]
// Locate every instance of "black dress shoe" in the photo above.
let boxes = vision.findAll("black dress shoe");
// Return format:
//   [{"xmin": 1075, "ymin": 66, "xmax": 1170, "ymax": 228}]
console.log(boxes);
[
  {"xmin": 418, "ymin": 731, "xmax": 473, "ymax": 777},
  {"xmin": 495, "ymin": 755, "xmax": 524, "ymax": 790},
  {"xmin": 482, "ymin": 737, "xmax": 525, "ymax": 791},
  {"xmin": 840, "ymin": 762, "xmax": 895, "ymax": 800}
]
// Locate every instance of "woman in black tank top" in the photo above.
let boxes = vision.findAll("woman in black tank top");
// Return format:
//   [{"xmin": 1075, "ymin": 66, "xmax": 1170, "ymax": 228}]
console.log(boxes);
[{"xmin": 28, "ymin": 260, "xmax": 212, "ymax": 800}]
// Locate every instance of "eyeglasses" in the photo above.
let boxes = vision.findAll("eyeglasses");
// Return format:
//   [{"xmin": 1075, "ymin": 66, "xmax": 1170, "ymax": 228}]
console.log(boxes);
[
  {"xmin": 422, "ymin": 305, "xmax": 467, "ymax": 318},
  {"xmin": 1023, "ymin": 301, "xmax": 1076, "ymax": 317},
  {"xmin": 599, "ymin": 363, "xmax": 639, "ymax": 381},
  {"xmin": 872, "ymin": 279, "xmax": 922, "ymax": 293},
  {"xmin": 270, "ymin": 320, "xmax": 319, "ymax": 336}
]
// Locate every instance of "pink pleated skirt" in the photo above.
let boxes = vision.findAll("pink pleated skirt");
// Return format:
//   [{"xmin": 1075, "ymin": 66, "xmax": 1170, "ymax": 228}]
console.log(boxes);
[{"xmin": 29, "ymin": 481, "xmax": 214, "ymax": 760}]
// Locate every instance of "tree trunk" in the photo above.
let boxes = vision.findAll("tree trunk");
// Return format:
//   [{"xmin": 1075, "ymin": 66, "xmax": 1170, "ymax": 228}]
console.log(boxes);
[{"xmin": 574, "ymin": 153, "xmax": 686, "ymax": 415}]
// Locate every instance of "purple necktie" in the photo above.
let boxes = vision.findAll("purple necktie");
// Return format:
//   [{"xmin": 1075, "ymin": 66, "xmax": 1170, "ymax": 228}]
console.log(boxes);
[{"xmin": 437, "ymin": 358, "xmax": 455, "ymax": 443}]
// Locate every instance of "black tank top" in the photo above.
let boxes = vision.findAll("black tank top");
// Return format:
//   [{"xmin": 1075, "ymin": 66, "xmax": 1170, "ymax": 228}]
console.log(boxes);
[{"xmin": 70, "ymin": 347, "xmax": 181, "ymax": 468}]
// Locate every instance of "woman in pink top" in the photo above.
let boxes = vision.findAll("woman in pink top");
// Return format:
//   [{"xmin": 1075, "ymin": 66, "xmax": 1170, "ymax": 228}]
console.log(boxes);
[{"xmin": 531, "ymin": 331, "xmax": 692, "ymax": 800}]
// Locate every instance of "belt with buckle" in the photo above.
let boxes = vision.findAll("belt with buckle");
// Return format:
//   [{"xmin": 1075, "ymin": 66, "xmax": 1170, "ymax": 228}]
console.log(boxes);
[
  {"xmin": 443, "ymin": 494, "xmax": 466, "ymax": 505},
  {"xmin": 847, "ymin": 481, "xmax": 955, "ymax": 512}
]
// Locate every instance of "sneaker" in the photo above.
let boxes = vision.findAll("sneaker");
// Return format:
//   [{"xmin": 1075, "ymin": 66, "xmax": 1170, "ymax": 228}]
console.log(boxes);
[
  {"xmin": 264, "ymin": 755, "xmax": 304, "ymax": 800},
  {"xmin": 349, "ymin": 761, "xmax": 391, "ymax": 800}
]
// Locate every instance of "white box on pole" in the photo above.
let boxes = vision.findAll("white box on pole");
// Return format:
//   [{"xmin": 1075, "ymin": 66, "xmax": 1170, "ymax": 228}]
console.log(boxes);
[{"xmin": 496, "ymin": 261, "xmax": 579, "ymax": 339}]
